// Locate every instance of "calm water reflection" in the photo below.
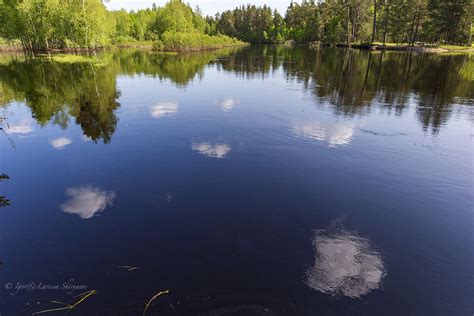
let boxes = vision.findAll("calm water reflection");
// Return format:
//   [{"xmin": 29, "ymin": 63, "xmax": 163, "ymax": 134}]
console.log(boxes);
[
  {"xmin": 0, "ymin": 46, "xmax": 472, "ymax": 315},
  {"xmin": 60, "ymin": 186, "xmax": 116, "ymax": 220},
  {"xmin": 305, "ymin": 229, "xmax": 386, "ymax": 298}
]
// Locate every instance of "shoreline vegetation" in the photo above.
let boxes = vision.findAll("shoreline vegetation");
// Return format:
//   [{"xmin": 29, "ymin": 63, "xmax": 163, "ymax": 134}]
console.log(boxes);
[
  {"xmin": 0, "ymin": 41, "xmax": 471, "ymax": 54},
  {"xmin": 0, "ymin": 0, "xmax": 472, "ymax": 54},
  {"xmin": 154, "ymin": 32, "xmax": 247, "ymax": 52},
  {"xmin": 332, "ymin": 42, "xmax": 474, "ymax": 53},
  {"xmin": 0, "ymin": 0, "xmax": 246, "ymax": 55}
]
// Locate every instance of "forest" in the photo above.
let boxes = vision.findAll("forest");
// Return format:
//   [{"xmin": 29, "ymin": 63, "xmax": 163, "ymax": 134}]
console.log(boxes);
[
  {"xmin": 211, "ymin": 0, "xmax": 472, "ymax": 45},
  {"xmin": 0, "ymin": 0, "xmax": 244, "ymax": 52},
  {"xmin": 0, "ymin": 0, "xmax": 472, "ymax": 52}
]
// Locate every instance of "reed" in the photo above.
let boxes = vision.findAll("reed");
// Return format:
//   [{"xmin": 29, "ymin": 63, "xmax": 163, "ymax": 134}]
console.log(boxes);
[
  {"xmin": 143, "ymin": 290, "xmax": 170, "ymax": 316},
  {"xmin": 33, "ymin": 290, "xmax": 97, "ymax": 315}
]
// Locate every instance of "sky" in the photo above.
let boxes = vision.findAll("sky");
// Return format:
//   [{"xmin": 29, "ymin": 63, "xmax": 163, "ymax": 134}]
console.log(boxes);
[{"xmin": 104, "ymin": 0, "xmax": 291, "ymax": 15}]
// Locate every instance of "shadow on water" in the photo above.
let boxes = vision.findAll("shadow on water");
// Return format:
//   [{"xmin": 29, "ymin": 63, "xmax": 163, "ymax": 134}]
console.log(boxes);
[{"xmin": 0, "ymin": 46, "xmax": 472, "ymax": 141}]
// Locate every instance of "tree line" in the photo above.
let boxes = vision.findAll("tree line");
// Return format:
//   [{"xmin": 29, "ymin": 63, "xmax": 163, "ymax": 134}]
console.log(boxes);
[
  {"xmin": 0, "ymin": 0, "xmax": 472, "ymax": 52},
  {"xmin": 210, "ymin": 0, "xmax": 472, "ymax": 45},
  {"xmin": 0, "ymin": 0, "xmax": 241, "ymax": 52}
]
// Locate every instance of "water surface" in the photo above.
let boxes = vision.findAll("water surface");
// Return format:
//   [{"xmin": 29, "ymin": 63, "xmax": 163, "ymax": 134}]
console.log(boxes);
[{"xmin": 0, "ymin": 46, "xmax": 473, "ymax": 315}]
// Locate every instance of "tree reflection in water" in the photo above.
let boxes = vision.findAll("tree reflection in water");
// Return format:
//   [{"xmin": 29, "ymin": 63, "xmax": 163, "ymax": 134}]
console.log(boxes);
[
  {"xmin": 218, "ymin": 46, "xmax": 473, "ymax": 134},
  {"xmin": 0, "ymin": 46, "xmax": 471, "ymax": 142},
  {"xmin": 0, "ymin": 173, "xmax": 10, "ymax": 208}
]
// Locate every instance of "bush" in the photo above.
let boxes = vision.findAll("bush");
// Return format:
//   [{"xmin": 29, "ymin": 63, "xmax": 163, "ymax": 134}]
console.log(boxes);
[{"xmin": 154, "ymin": 31, "xmax": 246, "ymax": 52}]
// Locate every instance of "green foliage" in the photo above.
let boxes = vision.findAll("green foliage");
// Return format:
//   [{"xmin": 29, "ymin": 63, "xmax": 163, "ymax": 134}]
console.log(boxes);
[
  {"xmin": 153, "ymin": 0, "xmax": 196, "ymax": 35},
  {"xmin": 155, "ymin": 31, "xmax": 245, "ymax": 52},
  {"xmin": 425, "ymin": 0, "xmax": 472, "ymax": 44},
  {"xmin": 45, "ymin": 54, "xmax": 108, "ymax": 66},
  {"xmin": 1, "ymin": 0, "xmax": 471, "ymax": 51},
  {"xmin": 129, "ymin": 9, "xmax": 157, "ymax": 41},
  {"xmin": 150, "ymin": 1, "xmax": 244, "ymax": 51},
  {"xmin": 113, "ymin": 10, "xmax": 132, "ymax": 39},
  {"xmin": 0, "ymin": 0, "xmax": 113, "ymax": 51},
  {"xmin": 285, "ymin": 1, "xmax": 323, "ymax": 43},
  {"xmin": 214, "ymin": 5, "xmax": 283, "ymax": 43},
  {"xmin": 212, "ymin": 0, "xmax": 472, "ymax": 46},
  {"xmin": 63, "ymin": 0, "xmax": 113, "ymax": 48}
]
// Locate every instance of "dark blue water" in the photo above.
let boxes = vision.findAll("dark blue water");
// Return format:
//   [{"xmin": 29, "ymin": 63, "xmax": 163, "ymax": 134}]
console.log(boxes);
[{"xmin": 0, "ymin": 46, "xmax": 473, "ymax": 315}]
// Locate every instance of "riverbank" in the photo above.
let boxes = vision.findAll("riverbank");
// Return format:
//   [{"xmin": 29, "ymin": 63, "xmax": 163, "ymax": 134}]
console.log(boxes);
[
  {"xmin": 1, "ymin": 41, "xmax": 472, "ymax": 54},
  {"xmin": 334, "ymin": 42, "xmax": 474, "ymax": 53},
  {"xmin": 0, "ymin": 39, "xmax": 22, "ymax": 52},
  {"xmin": 0, "ymin": 39, "xmax": 247, "ymax": 54},
  {"xmin": 153, "ymin": 32, "xmax": 248, "ymax": 53},
  {"xmin": 114, "ymin": 40, "xmax": 154, "ymax": 50}
]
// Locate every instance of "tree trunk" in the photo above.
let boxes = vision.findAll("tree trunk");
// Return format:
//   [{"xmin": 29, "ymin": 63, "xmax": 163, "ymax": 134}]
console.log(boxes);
[
  {"xmin": 412, "ymin": 15, "xmax": 421, "ymax": 46},
  {"xmin": 352, "ymin": 4, "xmax": 359, "ymax": 43},
  {"xmin": 372, "ymin": 0, "xmax": 377, "ymax": 42},
  {"xmin": 408, "ymin": 13, "xmax": 416, "ymax": 46},
  {"xmin": 347, "ymin": 3, "xmax": 351, "ymax": 46},
  {"xmin": 468, "ymin": 17, "xmax": 473, "ymax": 45},
  {"xmin": 20, "ymin": 37, "xmax": 28, "ymax": 58},
  {"xmin": 82, "ymin": 0, "xmax": 88, "ymax": 48},
  {"xmin": 382, "ymin": 5, "xmax": 390, "ymax": 46}
]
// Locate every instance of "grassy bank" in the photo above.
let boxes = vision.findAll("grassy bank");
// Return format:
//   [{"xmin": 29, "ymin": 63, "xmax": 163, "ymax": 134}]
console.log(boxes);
[
  {"xmin": 154, "ymin": 32, "xmax": 247, "ymax": 52},
  {"xmin": 0, "ymin": 35, "xmax": 246, "ymax": 53},
  {"xmin": 334, "ymin": 42, "xmax": 474, "ymax": 53},
  {"xmin": 0, "ymin": 38, "xmax": 22, "ymax": 52},
  {"xmin": 437, "ymin": 44, "xmax": 474, "ymax": 51},
  {"xmin": 113, "ymin": 37, "xmax": 155, "ymax": 49}
]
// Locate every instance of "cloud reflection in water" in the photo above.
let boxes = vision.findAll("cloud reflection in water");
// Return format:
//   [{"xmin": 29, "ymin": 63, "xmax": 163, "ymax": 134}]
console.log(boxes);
[
  {"xmin": 150, "ymin": 102, "xmax": 178, "ymax": 118},
  {"xmin": 304, "ymin": 229, "xmax": 386, "ymax": 298},
  {"xmin": 191, "ymin": 142, "xmax": 231, "ymax": 158},
  {"xmin": 214, "ymin": 97, "xmax": 239, "ymax": 112},
  {"xmin": 5, "ymin": 121, "xmax": 34, "ymax": 135},
  {"xmin": 50, "ymin": 137, "xmax": 72, "ymax": 150},
  {"xmin": 294, "ymin": 122, "xmax": 354, "ymax": 147},
  {"xmin": 60, "ymin": 186, "xmax": 116, "ymax": 219}
]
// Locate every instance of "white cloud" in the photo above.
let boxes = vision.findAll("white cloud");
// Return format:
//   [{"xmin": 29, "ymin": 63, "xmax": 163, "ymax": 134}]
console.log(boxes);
[
  {"xmin": 214, "ymin": 97, "xmax": 239, "ymax": 112},
  {"xmin": 150, "ymin": 101, "xmax": 178, "ymax": 118},
  {"xmin": 294, "ymin": 122, "xmax": 354, "ymax": 147},
  {"xmin": 50, "ymin": 137, "xmax": 72, "ymax": 150},
  {"xmin": 304, "ymin": 229, "xmax": 386, "ymax": 298},
  {"xmin": 60, "ymin": 186, "xmax": 116, "ymax": 219},
  {"xmin": 5, "ymin": 121, "xmax": 34, "ymax": 134},
  {"xmin": 191, "ymin": 142, "xmax": 231, "ymax": 158}
]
